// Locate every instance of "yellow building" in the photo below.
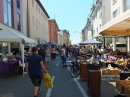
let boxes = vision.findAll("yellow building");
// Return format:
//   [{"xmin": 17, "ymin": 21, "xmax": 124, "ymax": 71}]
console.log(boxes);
[
  {"xmin": 62, "ymin": 30, "xmax": 70, "ymax": 46},
  {"xmin": 27, "ymin": 0, "xmax": 50, "ymax": 44}
]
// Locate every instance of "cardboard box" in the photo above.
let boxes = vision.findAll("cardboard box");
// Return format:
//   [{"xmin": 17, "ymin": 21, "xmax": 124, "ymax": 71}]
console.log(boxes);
[
  {"xmin": 101, "ymin": 69, "xmax": 111, "ymax": 75},
  {"xmin": 101, "ymin": 75, "xmax": 111, "ymax": 81},
  {"xmin": 110, "ymin": 69, "xmax": 120, "ymax": 75},
  {"xmin": 124, "ymin": 85, "xmax": 130, "ymax": 97},
  {"xmin": 116, "ymin": 80, "xmax": 130, "ymax": 94},
  {"xmin": 110, "ymin": 75, "xmax": 120, "ymax": 81}
]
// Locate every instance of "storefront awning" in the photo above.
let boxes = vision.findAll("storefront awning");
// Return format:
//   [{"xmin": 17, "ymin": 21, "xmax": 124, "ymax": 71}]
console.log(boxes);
[
  {"xmin": 0, "ymin": 29, "xmax": 35, "ymax": 43},
  {"xmin": 99, "ymin": 9, "xmax": 130, "ymax": 36}
]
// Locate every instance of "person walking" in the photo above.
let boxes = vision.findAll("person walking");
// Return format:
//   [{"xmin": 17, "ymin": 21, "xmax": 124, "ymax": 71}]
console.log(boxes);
[
  {"xmin": 45, "ymin": 45, "xmax": 51, "ymax": 68},
  {"xmin": 93, "ymin": 46, "xmax": 97, "ymax": 58},
  {"xmin": 38, "ymin": 46, "xmax": 45, "ymax": 63},
  {"xmin": 97, "ymin": 46, "xmax": 102, "ymax": 61},
  {"xmin": 61, "ymin": 46, "xmax": 67, "ymax": 67},
  {"xmin": 25, "ymin": 47, "xmax": 47, "ymax": 97},
  {"xmin": 51, "ymin": 46, "xmax": 56, "ymax": 60}
]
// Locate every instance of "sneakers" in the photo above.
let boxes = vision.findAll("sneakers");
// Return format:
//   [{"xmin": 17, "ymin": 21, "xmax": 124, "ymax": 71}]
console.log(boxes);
[{"xmin": 63, "ymin": 65, "xmax": 67, "ymax": 67}]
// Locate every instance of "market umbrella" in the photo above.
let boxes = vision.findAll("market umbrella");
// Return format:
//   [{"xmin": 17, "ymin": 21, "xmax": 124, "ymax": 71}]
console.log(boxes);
[
  {"xmin": 79, "ymin": 39, "xmax": 102, "ymax": 45},
  {"xmin": 45, "ymin": 42, "xmax": 56, "ymax": 46}
]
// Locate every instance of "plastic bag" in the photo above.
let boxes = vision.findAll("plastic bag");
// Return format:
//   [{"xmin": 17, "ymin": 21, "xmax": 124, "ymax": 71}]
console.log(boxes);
[
  {"xmin": 107, "ymin": 64, "xmax": 113, "ymax": 69},
  {"xmin": 43, "ymin": 73, "xmax": 53, "ymax": 88}
]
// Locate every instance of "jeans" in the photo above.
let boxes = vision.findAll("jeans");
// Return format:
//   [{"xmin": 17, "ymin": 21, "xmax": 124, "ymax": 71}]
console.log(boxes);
[{"xmin": 61, "ymin": 56, "xmax": 66, "ymax": 65}]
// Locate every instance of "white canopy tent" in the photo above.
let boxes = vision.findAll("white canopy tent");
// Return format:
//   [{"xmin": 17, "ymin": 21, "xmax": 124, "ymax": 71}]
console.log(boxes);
[
  {"xmin": 0, "ymin": 29, "xmax": 35, "ymax": 76},
  {"xmin": 80, "ymin": 39, "xmax": 102, "ymax": 45}
]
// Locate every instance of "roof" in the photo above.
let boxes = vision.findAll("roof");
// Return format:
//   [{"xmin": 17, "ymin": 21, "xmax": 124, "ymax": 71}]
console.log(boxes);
[
  {"xmin": 36, "ymin": 0, "xmax": 50, "ymax": 18},
  {"xmin": 90, "ymin": 0, "xmax": 99, "ymax": 17},
  {"xmin": 48, "ymin": 19, "xmax": 59, "ymax": 29}
]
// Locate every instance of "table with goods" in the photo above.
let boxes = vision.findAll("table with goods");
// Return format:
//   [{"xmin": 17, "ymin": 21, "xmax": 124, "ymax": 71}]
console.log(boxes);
[
  {"xmin": 77, "ymin": 51, "xmax": 130, "ymax": 97},
  {"xmin": 0, "ymin": 53, "xmax": 27, "ymax": 78},
  {"xmin": 102, "ymin": 53, "xmax": 130, "ymax": 97}
]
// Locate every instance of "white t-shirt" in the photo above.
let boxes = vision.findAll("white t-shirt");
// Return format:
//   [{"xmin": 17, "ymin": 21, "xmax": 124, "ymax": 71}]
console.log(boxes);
[{"xmin": 61, "ymin": 48, "xmax": 65, "ymax": 56}]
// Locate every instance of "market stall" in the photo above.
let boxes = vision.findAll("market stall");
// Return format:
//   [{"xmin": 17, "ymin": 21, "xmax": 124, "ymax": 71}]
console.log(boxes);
[
  {"xmin": 79, "ymin": 39, "xmax": 102, "ymax": 45},
  {"xmin": 0, "ymin": 29, "xmax": 35, "ymax": 76}
]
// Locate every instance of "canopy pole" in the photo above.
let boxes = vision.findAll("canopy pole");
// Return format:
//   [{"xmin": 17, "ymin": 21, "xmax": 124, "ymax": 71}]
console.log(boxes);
[
  {"xmin": 22, "ymin": 44, "xmax": 25, "ymax": 76},
  {"xmin": 8, "ymin": 43, "xmax": 10, "ymax": 54},
  {"xmin": 127, "ymin": 37, "xmax": 130, "ymax": 52},
  {"xmin": 103, "ymin": 38, "xmax": 105, "ymax": 48},
  {"xmin": 112, "ymin": 38, "xmax": 116, "ymax": 51}
]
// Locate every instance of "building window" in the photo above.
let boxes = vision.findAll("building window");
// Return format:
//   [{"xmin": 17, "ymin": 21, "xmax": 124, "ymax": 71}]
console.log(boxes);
[
  {"xmin": 113, "ymin": 9, "xmax": 118, "ymax": 18},
  {"xmin": 113, "ymin": 0, "xmax": 117, "ymax": 4},
  {"xmin": 36, "ymin": 4, "xmax": 38, "ymax": 11},
  {"xmin": 125, "ymin": 0, "xmax": 130, "ymax": 11},
  {"xmin": 41, "ymin": 24, "xmax": 43, "ymax": 32},
  {"xmin": 43, "ymin": 13, "xmax": 44, "ymax": 19},
  {"xmin": 93, "ymin": 30, "xmax": 95, "ymax": 35},
  {"xmin": 17, "ymin": 0, "xmax": 20, "ymax": 9},
  {"xmin": 96, "ymin": 28, "xmax": 98, "ymax": 34},
  {"xmin": 3, "ymin": 0, "xmax": 12, "ymax": 27},
  {"xmin": 41, "ymin": 24, "xmax": 42, "ymax": 31},
  {"xmin": 44, "ymin": 26, "xmax": 45, "ymax": 33},
  {"xmin": 95, "ymin": 14, "xmax": 97, "ymax": 19},
  {"xmin": 39, "ymin": 22, "xmax": 40, "ymax": 30},
  {"xmin": 32, "ymin": 0, "xmax": 34, "ymax": 7},
  {"xmin": 99, "ymin": 13, "xmax": 102, "ymax": 19},
  {"xmin": 100, "ymin": 24, "xmax": 101, "ymax": 28},
  {"xmin": 17, "ymin": 13, "xmax": 20, "ymax": 31},
  {"xmin": 39, "ymin": 7, "xmax": 40, "ymax": 14},
  {"xmin": 93, "ymin": 17, "xmax": 95, "ymax": 22},
  {"xmin": 32, "ymin": 16, "xmax": 34, "ymax": 26},
  {"xmin": 36, "ymin": 20, "xmax": 38, "ymax": 29}
]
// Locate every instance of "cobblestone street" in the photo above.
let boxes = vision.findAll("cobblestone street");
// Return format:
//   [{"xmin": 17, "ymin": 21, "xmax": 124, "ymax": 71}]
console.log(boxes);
[{"xmin": 0, "ymin": 56, "xmax": 116, "ymax": 97}]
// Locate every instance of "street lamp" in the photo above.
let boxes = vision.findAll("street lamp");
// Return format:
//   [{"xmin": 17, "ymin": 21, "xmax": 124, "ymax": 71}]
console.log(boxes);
[{"xmin": 74, "ymin": 31, "xmax": 82, "ymax": 42}]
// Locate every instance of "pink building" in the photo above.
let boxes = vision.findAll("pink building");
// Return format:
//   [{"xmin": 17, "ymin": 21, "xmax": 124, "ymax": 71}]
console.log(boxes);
[{"xmin": 0, "ymin": 0, "xmax": 23, "ymax": 32}]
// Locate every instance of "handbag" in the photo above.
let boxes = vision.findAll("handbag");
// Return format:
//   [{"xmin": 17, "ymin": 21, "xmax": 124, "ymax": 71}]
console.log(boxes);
[{"xmin": 43, "ymin": 73, "xmax": 53, "ymax": 88}]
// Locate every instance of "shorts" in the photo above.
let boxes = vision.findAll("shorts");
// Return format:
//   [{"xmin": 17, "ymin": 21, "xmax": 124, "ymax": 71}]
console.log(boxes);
[
  {"xmin": 30, "ymin": 76, "xmax": 43, "ymax": 87},
  {"xmin": 45, "ymin": 56, "xmax": 51, "ymax": 61}
]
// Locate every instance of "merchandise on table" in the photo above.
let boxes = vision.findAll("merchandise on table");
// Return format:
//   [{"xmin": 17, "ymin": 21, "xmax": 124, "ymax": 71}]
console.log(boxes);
[{"xmin": 100, "ymin": 68, "xmax": 120, "ymax": 81}]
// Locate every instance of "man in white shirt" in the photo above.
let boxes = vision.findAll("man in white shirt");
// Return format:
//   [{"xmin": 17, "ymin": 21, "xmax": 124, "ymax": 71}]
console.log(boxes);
[{"xmin": 61, "ymin": 46, "xmax": 67, "ymax": 67}]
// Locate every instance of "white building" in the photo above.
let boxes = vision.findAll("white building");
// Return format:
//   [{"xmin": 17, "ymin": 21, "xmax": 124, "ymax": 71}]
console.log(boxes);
[
  {"xmin": 85, "ymin": 17, "xmax": 93, "ymax": 40},
  {"xmin": 98, "ymin": 0, "xmax": 130, "ymax": 51},
  {"xmin": 90, "ymin": 0, "xmax": 111, "ymax": 38}
]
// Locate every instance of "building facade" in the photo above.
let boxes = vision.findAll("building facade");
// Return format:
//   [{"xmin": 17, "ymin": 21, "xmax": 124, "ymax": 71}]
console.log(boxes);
[
  {"xmin": 82, "ymin": 29, "xmax": 85, "ymax": 41},
  {"xmin": 90, "ymin": 0, "xmax": 111, "ymax": 39},
  {"xmin": 0, "ymin": 0, "xmax": 24, "ymax": 33},
  {"xmin": 0, "ymin": 0, "xmax": 27, "ymax": 53},
  {"xmin": 27, "ymin": 0, "xmax": 50, "ymax": 44},
  {"xmin": 59, "ymin": 30, "xmax": 70, "ymax": 46},
  {"xmin": 97, "ymin": 0, "xmax": 130, "ymax": 51},
  {"xmin": 58, "ymin": 32, "xmax": 62, "ymax": 45},
  {"xmin": 48, "ymin": 19, "xmax": 59, "ymax": 44}
]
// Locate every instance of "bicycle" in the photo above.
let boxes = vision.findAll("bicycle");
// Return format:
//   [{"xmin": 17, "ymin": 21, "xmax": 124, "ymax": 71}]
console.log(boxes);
[{"xmin": 70, "ymin": 56, "xmax": 80, "ymax": 78}]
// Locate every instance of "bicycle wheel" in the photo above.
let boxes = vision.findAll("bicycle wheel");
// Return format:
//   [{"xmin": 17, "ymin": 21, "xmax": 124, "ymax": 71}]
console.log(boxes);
[{"xmin": 70, "ymin": 65, "xmax": 80, "ymax": 78}]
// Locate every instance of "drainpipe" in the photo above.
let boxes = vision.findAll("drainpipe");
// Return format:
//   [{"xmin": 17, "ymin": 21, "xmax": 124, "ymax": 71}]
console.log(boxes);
[{"xmin": 27, "ymin": 0, "xmax": 29, "ymax": 37}]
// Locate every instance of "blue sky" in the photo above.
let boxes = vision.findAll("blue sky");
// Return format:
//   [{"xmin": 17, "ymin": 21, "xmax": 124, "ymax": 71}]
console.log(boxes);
[{"xmin": 40, "ymin": 0, "xmax": 94, "ymax": 44}]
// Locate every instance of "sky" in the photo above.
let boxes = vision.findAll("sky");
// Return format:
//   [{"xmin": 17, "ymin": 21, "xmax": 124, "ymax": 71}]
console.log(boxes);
[{"xmin": 40, "ymin": 0, "xmax": 94, "ymax": 44}]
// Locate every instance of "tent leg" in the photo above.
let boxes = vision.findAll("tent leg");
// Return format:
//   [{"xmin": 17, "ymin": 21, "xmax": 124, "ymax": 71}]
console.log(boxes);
[
  {"xmin": 8, "ymin": 43, "xmax": 10, "ymax": 54},
  {"xmin": 22, "ymin": 44, "xmax": 25, "ymax": 76}
]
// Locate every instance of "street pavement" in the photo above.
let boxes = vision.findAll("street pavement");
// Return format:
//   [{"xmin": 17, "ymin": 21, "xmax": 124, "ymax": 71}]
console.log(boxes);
[{"xmin": 0, "ymin": 55, "xmax": 116, "ymax": 97}]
